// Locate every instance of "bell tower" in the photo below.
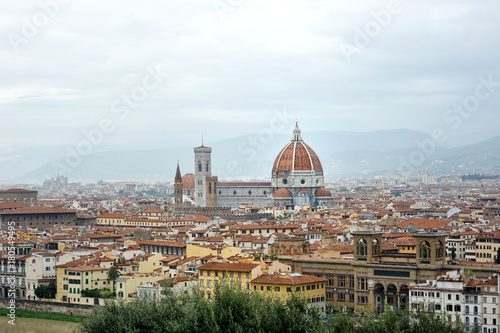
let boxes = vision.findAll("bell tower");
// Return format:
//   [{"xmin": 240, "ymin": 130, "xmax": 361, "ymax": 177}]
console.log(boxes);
[
  {"xmin": 174, "ymin": 162, "xmax": 183, "ymax": 210},
  {"xmin": 194, "ymin": 143, "xmax": 212, "ymax": 207}
]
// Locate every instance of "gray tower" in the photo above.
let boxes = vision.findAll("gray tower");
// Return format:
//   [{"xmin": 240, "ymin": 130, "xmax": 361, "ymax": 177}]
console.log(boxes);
[{"xmin": 194, "ymin": 144, "xmax": 212, "ymax": 207}]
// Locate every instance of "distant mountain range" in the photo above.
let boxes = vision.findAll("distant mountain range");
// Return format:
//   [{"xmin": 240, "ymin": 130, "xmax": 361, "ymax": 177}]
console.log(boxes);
[{"xmin": 2, "ymin": 129, "xmax": 500, "ymax": 184}]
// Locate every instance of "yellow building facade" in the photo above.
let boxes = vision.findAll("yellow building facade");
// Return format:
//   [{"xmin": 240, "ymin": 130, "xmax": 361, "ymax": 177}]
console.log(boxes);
[
  {"xmin": 198, "ymin": 262, "xmax": 262, "ymax": 297},
  {"xmin": 186, "ymin": 243, "xmax": 242, "ymax": 259},
  {"xmin": 56, "ymin": 265, "xmax": 110, "ymax": 304},
  {"xmin": 251, "ymin": 272, "xmax": 327, "ymax": 308}
]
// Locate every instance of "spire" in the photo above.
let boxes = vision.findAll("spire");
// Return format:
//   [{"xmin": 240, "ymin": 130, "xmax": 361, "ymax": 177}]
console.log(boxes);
[
  {"xmin": 175, "ymin": 161, "xmax": 182, "ymax": 183},
  {"xmin": 291, "ymin": 121, "xmax": 303, "ymax": 141}
]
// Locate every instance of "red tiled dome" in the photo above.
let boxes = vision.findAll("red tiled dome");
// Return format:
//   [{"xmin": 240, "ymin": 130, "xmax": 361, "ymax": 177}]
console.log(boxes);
[
  {"xmin": 274, "ymin": 188, "xmax": 292, "ymax": 198},
  {"xmin": 272, "ymin": 141, "xmax": 323, "ymax": 172},
  {"xmin": 315, "ymin": 187, "xmax": 332, "ymax": 197},
  {"xmin": 272, "ymin": 123, "xmax": 322, "ymax": 172}
]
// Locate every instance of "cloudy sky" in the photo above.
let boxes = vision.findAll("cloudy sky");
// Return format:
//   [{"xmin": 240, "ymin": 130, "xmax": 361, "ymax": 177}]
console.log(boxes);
[{"xmin": 1, "ymin": 0, "xmax": 500, "ymax": 152}]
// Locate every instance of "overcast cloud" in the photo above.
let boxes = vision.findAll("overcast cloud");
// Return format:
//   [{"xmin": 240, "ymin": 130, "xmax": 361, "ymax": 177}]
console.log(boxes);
[{"xmin": 1, "ymin": 0, "xmax": 500, "ymax": 151}]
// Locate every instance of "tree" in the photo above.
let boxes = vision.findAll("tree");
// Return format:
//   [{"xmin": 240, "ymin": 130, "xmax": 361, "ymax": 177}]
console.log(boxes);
[
  {"xmin": 107, "ymin": 265, "xmax": 120, "ymax": 290},
  {"xmin": 496, "ymin": 248, "xmax": 500, "ymax": 264},
  {"xmin": 451, "ymin": 247, "xmax": 456, "ymax": 261},
  {"xmin": 35, "ymin": 282, "xmax": 57, "ymax": 299}
]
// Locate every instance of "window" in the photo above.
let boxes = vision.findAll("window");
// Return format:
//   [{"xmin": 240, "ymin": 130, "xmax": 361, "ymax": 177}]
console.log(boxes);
[
  {"xmin": 200, "ymin": 280, "xmax": 204, "ymax": 288},
  {"xmin": 338, "ymin": 275, "xmax": 346, "ymax": 288},
  {"xmin": 286, "ymin": 287, "xmax": 292, "ymax": 293},
  {"xmin": 448, "ymin": 294, "xmax": 451, "ymax": 300},
  {"xmin": 357, "ymin": 278, "xmax": 367, "ymax": 290},
  {"xmin": 246, "ymin": 273, "xmax": 250, "ymax": 279},
  {"xmin": 230, "ymin": 272, "xmax": 233, "ymax": 278},
  {"xmin": 456, "ymin": 295, "xmax": 459, "ymax": 301},
  {"xmin": 200, "ymin": 271, "xmax": 203, "ymax": 276},
  {"xmin": 207, "ymin": 281, "xmax": 211, "ymax": 288}
]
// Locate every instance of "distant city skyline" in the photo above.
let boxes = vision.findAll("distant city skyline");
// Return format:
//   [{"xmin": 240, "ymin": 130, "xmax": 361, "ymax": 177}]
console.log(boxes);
[{"xmin": 1, "ymin": 0, "xmax": 500, "ymax": 151}]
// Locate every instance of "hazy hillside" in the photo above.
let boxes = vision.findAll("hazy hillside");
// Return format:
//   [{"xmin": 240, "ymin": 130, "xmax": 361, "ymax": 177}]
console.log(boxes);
[{"xmin": 6, "ymin": 129, "xmax": 500, "ymax": 183}]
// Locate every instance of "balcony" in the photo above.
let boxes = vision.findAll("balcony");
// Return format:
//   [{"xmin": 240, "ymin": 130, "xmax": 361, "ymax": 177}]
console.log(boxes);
[{"xmin": 464, "ymin": 311, "xmax": 479, "ymax": 315}]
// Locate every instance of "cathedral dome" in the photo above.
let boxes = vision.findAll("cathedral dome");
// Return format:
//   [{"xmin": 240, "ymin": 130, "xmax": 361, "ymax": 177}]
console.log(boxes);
[
  {"xmin": 272, "ymin": 122, "xmax": 323, "ymax": 172},
  {"xmin": 274, "ymin": 188, "xmax": 293, "ymax": 198},
  {"xmin": 315, "ymin": 187, "xmax": 332, "ymax": 197}
]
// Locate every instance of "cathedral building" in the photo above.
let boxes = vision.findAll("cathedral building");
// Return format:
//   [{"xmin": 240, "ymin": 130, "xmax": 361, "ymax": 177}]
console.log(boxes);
[{"xmin": 175, "ymin": 122, "xmax": 333, "ymax": 209}]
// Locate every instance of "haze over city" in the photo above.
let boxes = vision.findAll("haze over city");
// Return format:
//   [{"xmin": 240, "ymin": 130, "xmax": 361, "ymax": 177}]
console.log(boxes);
[{"xmin": 1, "ymin": 1, "xmax": 500, "ymax": 182}]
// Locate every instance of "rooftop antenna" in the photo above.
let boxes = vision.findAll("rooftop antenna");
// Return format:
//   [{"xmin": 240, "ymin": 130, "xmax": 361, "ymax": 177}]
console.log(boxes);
[{"xmin": 202, "ymin": 134, "xmax": 204, "ymax": 146}]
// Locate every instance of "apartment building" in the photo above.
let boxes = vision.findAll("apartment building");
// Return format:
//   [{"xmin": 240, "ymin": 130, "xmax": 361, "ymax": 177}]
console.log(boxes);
[
  {"xmin": 198, "ymin": 262, "xmax": 262, "ymax": 298},
  {"xmin": 251, "ymin": 272, "xmax": 327, "ymax": 309}
]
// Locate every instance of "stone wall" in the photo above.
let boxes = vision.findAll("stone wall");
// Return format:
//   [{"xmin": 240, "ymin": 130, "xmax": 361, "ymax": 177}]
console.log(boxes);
[{"xmin": 0, "ymin": 298, "xmax": 95, "ymax": 316}]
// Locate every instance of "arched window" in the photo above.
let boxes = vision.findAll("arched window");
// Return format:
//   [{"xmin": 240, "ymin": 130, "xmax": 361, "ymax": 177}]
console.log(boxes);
[
  {"xmin": 357, "ymin": 239, "xmax": 367, "ymax": 256},
  {"xmin": 420, "ymin": 241, "xmax": 431, "ymax": 259},
  {"xmin": 436, "ymin": 241, "xmax": 444, "ymax": 258},
  {"xmin": 206, "ymin": 163, "xmax": 209, "ymax": 172},
  {"xmin": 208, "ymin": 183, "xmax": 212, "ymax": 194},
  {"xmin": 198, "ymin": 162, "xmax": 202, "ymax": 172},
  {"xmin": 372, "ymin": 239, "xmax": 380, "ymax": 256}
]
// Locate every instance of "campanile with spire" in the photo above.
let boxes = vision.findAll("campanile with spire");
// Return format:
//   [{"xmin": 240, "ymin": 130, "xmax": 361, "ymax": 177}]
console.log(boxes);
[{"xmin": 174, "ymin": 162, "xmax": 183, "ymax": 210}]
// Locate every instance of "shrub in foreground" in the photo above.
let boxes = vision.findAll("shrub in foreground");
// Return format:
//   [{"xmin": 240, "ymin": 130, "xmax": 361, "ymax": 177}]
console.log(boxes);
[{"xmin": 78, "ymin": 286, "xmax": 465, "ymax": 333}]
